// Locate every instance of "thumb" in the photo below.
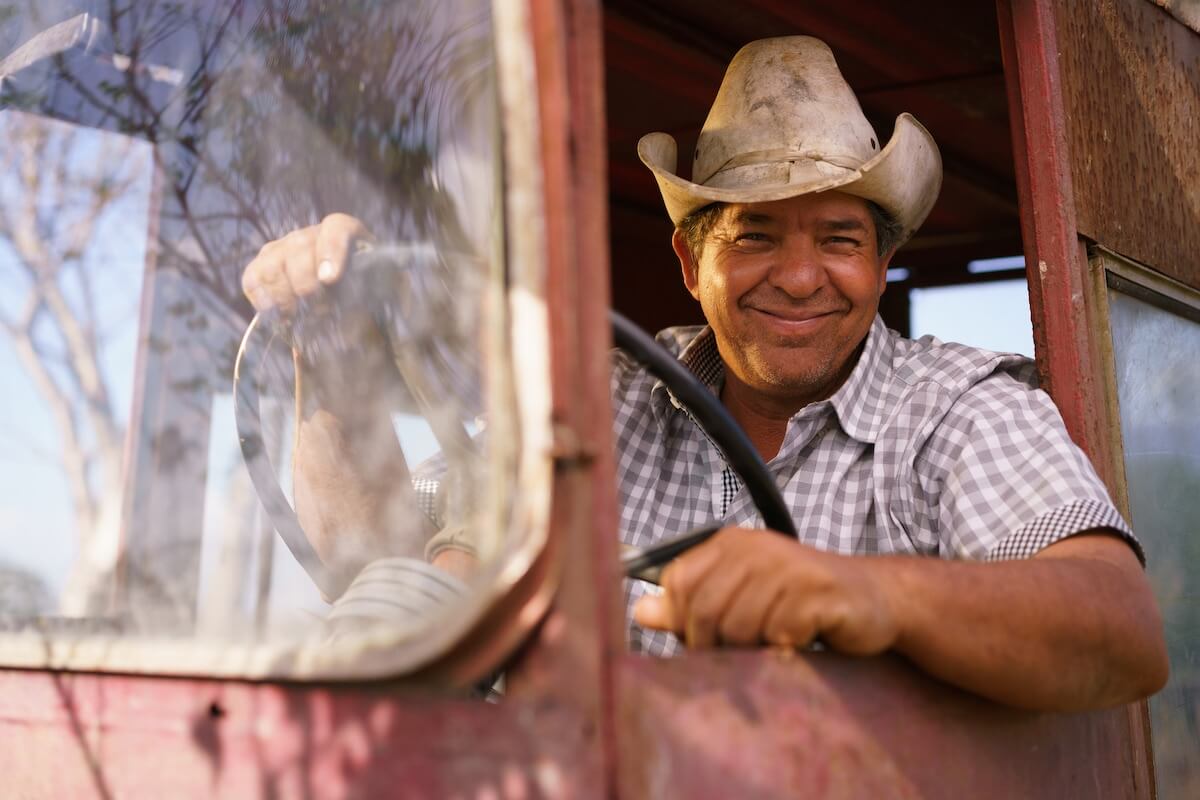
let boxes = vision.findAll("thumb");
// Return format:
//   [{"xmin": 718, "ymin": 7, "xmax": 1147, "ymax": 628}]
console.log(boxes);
[{"xmin": 633, "ymin": 593, "xmax": 677, "ymax": 631}]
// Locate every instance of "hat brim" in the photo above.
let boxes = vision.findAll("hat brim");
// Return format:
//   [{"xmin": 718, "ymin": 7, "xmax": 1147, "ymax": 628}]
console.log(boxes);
[{"xmin": 638, "ymin": 113, "xmax": 942, "ymax": 246}]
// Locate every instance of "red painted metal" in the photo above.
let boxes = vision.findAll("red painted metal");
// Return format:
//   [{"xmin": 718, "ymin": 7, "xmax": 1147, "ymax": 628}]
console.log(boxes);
[
  {"xmin": 0, "ymin": 670, "xmax": 593, "ymax": 798},
  {"xmin": 1056, "ymin": 0, "xmax": 1200, "ymax": 289},
  {"xmin": 0, "ymin": 0, "xmax": 621, "ymax": 796},
  {"xmin": 502, "ymin": 0, "xmax": 623, "ymax": 773},
  {"xmin": 996, "ymin": 0, "xmax": 1154, "ymax": 796},
  {"xmin": 0, "ymin": 2, "xmax": 1173, "ymax": 797},
  {"xmin": 994, "ymin": 0, "xmax": 1124, "ymax": 496},
  {"xmin": 617, "ymin": 651, "xmax": 1139, "ymax": 799}
]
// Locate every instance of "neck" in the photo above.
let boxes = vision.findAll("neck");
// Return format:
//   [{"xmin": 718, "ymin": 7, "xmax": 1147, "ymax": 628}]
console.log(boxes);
[
  {"xmin": 719, "ymin": 379, "xmax": 805, "ymax": 463},
  {"xmin": 719, "ymin": 342, "xmax": 866, "ymax": 462}
]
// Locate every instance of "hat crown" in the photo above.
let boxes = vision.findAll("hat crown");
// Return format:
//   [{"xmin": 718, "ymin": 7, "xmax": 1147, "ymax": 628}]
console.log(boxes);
[{"xmin": 693, "ymin": 37, "xmax": 879, "ymax": 187}]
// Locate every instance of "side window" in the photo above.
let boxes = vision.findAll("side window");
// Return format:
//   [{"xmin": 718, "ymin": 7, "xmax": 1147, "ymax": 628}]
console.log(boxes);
[
  {"xmin": 1100, "ymin": 251, "xmax": 1200, "ymax": 798},
  {"xmin": 0, "ymin": 0, "xmax": 550, "ymax": 681}
]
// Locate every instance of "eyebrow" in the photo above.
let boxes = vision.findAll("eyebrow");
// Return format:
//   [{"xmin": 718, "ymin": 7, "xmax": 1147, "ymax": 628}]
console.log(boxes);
[
  {"xmin": 726, "ymin": 212, "xmax": 871, "ymax": 233},
  {"xmin": 819, "ymin": 218, "xmax": 870, "ymax": 233},
  {"xmin": 729, "ymin": 210, "xmax": 776, "ymax": 226}
]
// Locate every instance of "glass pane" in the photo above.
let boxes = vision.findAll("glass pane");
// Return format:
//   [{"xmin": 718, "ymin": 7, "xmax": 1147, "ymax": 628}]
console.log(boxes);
[
  {"xmin": 909, "ymin": 277, "xmax": 1034, "ymax": 357},
  {"xmin": 0, "ymin": 0, "xmax": 528, "ymax": 678},
  {"xmin": 1108, "ymin": 286, "xmax": 1200, "ymax": 798}
]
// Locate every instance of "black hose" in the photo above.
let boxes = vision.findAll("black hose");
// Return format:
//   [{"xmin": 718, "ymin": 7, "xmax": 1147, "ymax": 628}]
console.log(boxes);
[{"xmin": 609, "ymin": 310, "xmax": 798, "ymax": 538}]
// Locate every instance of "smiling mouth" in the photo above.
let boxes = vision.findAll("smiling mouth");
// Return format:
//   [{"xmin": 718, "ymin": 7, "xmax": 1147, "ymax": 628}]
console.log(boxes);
[{"xmin": 750, "ymin": 307, "xmax": 841, "ymax": 324}]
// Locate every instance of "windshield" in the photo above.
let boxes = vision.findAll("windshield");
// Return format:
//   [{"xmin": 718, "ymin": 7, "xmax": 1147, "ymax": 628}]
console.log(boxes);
[{"xmin": 0, "ymin": 0, "xmax": 542, "ymax": 681}]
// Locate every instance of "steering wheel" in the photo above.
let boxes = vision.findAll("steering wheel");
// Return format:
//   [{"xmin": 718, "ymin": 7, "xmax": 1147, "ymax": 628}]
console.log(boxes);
[
  {"xmin": 233, "ymin": 246, "xmax": 797, "ymax": 599},
  {"xmin": 233, "ymin": 244, "xmax": 480, "ymax": 599}
]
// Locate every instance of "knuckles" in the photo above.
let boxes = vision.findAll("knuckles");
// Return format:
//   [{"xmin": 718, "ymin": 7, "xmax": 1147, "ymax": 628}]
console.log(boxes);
[{"xmin": 665, "ymin": 529, "xmax": 871, "ymax": 650}]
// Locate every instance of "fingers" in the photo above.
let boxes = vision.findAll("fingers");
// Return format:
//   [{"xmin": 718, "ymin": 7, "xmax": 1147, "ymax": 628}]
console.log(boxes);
[
  {"xmin": 633, "ymin": 592, "xmax": 675, "ymax": 631},
  {"xmin": 244, "ymin": 237, "xmax": 299, "ymax": 312},
  {"xmin": 314, "ymin": 213, "xmax": 373, "ymax": 286},
  {"xmin": 632, "ymin": 532, "xmax": 728, "ymax": 634},
  {"xmin": 659, "ymin": 532, "xmax": 728, "ymax": 634},
  {"xmin": 762, "ymin": 590, "xmax": 819, "ymax": 650},
  {"xmin": 241, "ymin": 214, "xmax": 372, "ymax": 312},
  {"xmin": 631, "ymin": 528, "xmax": 745, "ymax": 645},
  {"xmin": 685, "ymin": 559, "xmax": 752, "ymax": 648},
  {"xmin": 283, "ymin": 229, "xmax": 321, "ymax": 299},
  {"xmin": 717, "ymin": 578, "xmax": 787, "ymax": 647},
  {"xmin": 631, "ymin": 529, "xmax": 898, "ymax": 654}
]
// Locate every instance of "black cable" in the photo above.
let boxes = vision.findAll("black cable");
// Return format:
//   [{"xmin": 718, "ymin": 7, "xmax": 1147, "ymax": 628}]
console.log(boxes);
[{"xmin": 609, "ymin": 309, "xmax": 798, "ymax": 538}]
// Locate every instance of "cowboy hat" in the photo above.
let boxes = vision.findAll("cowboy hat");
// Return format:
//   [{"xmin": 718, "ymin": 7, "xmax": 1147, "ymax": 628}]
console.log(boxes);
[{"xmin": 638, "ymin": 36, "xmax": 942, "ymax": 244}]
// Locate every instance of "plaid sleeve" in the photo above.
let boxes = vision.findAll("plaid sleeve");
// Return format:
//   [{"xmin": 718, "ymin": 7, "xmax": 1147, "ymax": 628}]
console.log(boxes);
[
  {"xmin": 411, "ymin": 453, "xmax": 448, "ymax": 528},
  {"xmin": 924, "ymin": 370, "xmax": 1143, "ymax": 564}
]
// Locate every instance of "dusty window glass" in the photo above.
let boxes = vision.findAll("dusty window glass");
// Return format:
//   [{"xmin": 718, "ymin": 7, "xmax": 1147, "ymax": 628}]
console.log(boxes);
[
  {"xmin": 0, "ymin": 0, "xmax": 545, "ymax": 681},
  {"xmin": 1108, "ymin": 284, "xmax": 1200, "ymax": 798}
]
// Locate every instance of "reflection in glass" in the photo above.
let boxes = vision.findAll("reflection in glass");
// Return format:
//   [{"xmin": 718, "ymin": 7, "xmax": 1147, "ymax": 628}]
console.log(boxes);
[
  {"xmin": 1108, "ymin": 287, "xmax": 1200, "ymax": 798},
  {"xmin": 0, "ymin": 111, "xmax": 151, "ymax": 623},
  {"xmin": 0, "ymin": 0, "xmax": 515, "ymax": 674}
]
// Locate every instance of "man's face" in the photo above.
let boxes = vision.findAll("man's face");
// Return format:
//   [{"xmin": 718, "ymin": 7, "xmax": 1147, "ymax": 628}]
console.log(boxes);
[{"xmin": 675, "ymin": 191, "xmax": 893, "ymax": 409}]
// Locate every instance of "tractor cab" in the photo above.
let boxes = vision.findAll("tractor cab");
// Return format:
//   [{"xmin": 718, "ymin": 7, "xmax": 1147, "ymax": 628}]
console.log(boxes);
[{"xmin": 0, "ymin": 1, "xmax": 1196, "ymax": 796}]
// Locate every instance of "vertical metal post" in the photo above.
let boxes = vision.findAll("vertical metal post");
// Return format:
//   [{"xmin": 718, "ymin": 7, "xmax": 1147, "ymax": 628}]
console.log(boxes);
[{"xmin": 996, "ymin": 1, "xmax": 1155, "ymax": 795}]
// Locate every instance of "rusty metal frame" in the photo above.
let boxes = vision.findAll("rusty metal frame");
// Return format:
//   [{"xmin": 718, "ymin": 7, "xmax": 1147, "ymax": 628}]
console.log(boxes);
[
  {"xmin": 996, "ymin": 0, "xmax": 1156, "ymax": 796},
  {"xmin": 0, "ymin": 0, "xmax": 1183, "ymax": 794},
  {"xmin": 0, "ymin": 0, "xmax": 620, "ymax": 794},
  {"xmin": 0, "ymin": 0, "xmax": 558, "ymax": 688}
]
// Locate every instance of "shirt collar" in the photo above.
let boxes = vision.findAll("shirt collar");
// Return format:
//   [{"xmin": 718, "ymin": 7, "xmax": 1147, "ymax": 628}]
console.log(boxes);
[
  {"xmin": 649, "ymin": 316, "xmax": 895, "ymax": 444},
  {"xmin": 827, "ymin": 315, "xmax": 895, "ymax": 444},
  {"xmin": 649, "ymin": 326, "xmax": 725, "ymax": 423}
]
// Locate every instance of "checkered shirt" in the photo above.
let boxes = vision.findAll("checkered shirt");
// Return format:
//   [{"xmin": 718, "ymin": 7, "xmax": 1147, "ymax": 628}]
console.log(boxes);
[{"xmin": 613, "ymin": 315, "xmax": 1140, "ymax": 656}]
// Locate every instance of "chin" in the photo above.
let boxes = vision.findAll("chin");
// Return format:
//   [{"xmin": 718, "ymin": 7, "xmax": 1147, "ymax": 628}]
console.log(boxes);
[{"xmin": 752, "ymin": 361, "xmax": 839, "ymax": 397}]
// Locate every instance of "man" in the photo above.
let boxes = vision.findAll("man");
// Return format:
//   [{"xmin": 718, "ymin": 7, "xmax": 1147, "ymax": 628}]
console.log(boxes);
[{"xmin": 242, "ymin": 36, "xmax": 1166, "ymax": 711}]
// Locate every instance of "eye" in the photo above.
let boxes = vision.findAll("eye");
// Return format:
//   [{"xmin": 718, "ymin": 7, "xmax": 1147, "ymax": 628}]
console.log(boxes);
[
  {"xmin": 732, "ymin": 231, "xmax": 772, "ymax": 248},
  {"xmin": 824, "ymin": 235, "xmax": 862, "ymax": 249}
]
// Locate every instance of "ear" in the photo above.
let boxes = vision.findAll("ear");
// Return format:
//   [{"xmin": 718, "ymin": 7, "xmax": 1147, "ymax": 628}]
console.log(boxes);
[
  {"xmin": 876, "ymin": 246, "xmax": 897, "ymax": 296},
  {"xmin": 672, "ymin": 229, "xmax": 702, "ymax": 301}
]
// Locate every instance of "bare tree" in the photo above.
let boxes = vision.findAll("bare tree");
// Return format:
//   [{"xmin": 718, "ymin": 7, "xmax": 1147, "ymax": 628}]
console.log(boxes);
[
  {"xmin": 0, "ymin": 110, "xmax": 147, "ymax": 613},
  {"xmin": 0, "ymin": 0, "xmax": 494, "ymax": 625}
]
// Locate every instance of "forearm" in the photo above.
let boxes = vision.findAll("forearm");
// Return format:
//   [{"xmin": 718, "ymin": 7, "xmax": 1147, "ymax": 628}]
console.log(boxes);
[
  {"xmin": 877, "ymin": 538, "xmax": 1167, "ymax": 710},
  {"xmin": 636, "ymin": 528, "xmax": 1167, "ymax": 712},
  {"xmin": 292, "ymin": 340, "xmax": 435, "ymax": 570}
]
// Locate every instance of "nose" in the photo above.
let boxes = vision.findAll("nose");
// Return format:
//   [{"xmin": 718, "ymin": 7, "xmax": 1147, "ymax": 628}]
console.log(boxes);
[{"xmin": 765, "ymin": 235, "xmax": 827, "ymax": 299}]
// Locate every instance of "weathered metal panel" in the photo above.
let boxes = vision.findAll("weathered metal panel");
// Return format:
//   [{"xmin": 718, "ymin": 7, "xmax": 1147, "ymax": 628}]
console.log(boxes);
[
  {"xmin": 996, "ymin": 0, "xmax": 1127, "ymax": 495},
  {"xmin": 1056, "ymin": 0, "xmax": 1200, "ymax": 289},
  {"xmin": 0, "ymin": 0, "xmax": 620, "ymax": 796},
  {"xmin": 618, "ymin": 651, "xmax": 1138, "ymax": 800},
  {"xmin": 997, "ymin": 1, "xmax": 1155, "ymax": 795},
  {"xmin": 0, "ymin": 670, "xmax": 596, "ymax": 798},
  {"xmin": 503, "ymin": 0, "xmax": 625, "ymax": 775}
]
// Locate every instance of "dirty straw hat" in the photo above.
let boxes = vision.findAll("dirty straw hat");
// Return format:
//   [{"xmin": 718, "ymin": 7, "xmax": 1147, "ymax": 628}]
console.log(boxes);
[{"xmin": 638, "ymin": 36, "xmax": 942, "ymax": 244}]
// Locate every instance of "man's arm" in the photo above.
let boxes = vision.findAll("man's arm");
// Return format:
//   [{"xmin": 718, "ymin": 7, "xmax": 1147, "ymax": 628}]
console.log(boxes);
[
  {"xmin": 242, "ymin": 215, "xmax": 469, "ymax": 590},
  {"xmin": 633, "ymin": 527, "xmax": 1168, "ymax": 711}
]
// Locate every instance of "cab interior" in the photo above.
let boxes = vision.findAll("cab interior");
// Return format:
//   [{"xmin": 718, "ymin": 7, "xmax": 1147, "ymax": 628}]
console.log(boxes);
[{"xmin": 602, "ymin": 0, "xmax": 1028, "ymax": 341}]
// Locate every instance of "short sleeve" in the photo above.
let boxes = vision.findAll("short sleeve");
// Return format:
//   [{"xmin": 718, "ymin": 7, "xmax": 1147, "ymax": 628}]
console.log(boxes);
[{"xmin": 919, "ymin": 370, "xmax": 1143, "ymax": 564}]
